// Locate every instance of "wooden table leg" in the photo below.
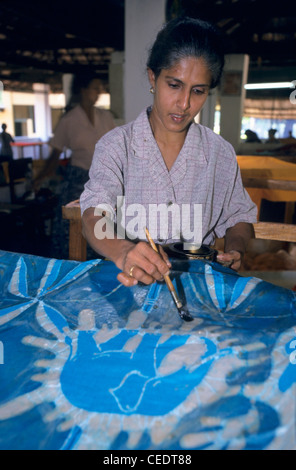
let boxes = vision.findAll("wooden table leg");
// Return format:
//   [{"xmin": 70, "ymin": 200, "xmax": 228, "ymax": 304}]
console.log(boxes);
[
  {"xmin": 284, "ymin": 202, "xmax": 295, "ymax": 224},
  {"xmin": 62, "ymin": 200, "xmax": 87, "ymax": 261},
  {"xmin": 68, "ymin": 218, "xmax": 87, "ymax": 261}
]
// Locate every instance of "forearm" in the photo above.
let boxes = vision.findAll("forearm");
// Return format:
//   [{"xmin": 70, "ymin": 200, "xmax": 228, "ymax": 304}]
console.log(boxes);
[
  {"xmin": 217, "ymin": 222, "xmax": 254, "ymax": 271},
  {"xmin": 81, "ymin": 207, "xmax": 134, "ymax": 269},
  {"xmin": 224, "ymin": 222, "xmax": 255, "ymax": 256}
]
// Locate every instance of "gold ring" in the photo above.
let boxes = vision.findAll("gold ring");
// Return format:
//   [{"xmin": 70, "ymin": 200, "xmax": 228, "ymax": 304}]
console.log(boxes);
[{"xmin": 129, "ymin": 266, "xmax": 136, "ymax": 277}]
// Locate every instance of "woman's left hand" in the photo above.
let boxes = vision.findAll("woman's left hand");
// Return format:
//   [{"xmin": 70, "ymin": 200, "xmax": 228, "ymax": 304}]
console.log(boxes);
[{"xmin": 216, "ymin": 250, "xmax": 242, "ymax": 271}]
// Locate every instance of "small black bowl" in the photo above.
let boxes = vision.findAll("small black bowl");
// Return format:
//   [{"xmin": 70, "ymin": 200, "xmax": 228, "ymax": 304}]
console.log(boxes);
[{"xmin": 165, "ymin": 243, "xmax": 217, "ymax": 261}]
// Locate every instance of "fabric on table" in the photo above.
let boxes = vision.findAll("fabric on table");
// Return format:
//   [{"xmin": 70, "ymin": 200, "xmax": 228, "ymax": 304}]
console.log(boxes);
[{"xmin": 0, "ymin": 250, "xmax": 296, "ymax": 450}]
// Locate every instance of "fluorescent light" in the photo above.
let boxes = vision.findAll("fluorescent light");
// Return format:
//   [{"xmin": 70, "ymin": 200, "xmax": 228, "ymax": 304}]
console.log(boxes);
[{"xmin": 244, "ymin": 82, "xmax": 294, "ymax": 90}]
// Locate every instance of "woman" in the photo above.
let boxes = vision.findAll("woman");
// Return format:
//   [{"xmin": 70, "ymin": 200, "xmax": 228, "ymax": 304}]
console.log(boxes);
[
  {"xmin": 34, "ymin": 72, "xmax": 115, "ymax": 195},
  {"xmin": 34, "ymin": 72, "xmax": 115, "ymax": 258},
  {"xmin": 80, "ymin": 17, "xmax": 257, "ymax": 286}
]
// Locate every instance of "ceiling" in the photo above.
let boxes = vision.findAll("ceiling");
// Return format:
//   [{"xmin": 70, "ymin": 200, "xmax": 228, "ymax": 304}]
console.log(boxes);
[
  {"xmin": 0, "ymin": 0, "xmax": 295, "ymax": 95},
  {"xmin": 0, "ymin": 0, "xmax": 125, "ymax": 92}
]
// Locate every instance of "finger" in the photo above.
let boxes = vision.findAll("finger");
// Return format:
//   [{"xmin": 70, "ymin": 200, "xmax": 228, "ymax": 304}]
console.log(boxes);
[
  {"xmin": 117, "ymin": 267, "xmax": 155, "ymax": 286},
  {"xmin": 125, "ymin": 243, "xmax": 169, "ymax": 282},
  {"xmin": 128, "ymin": 263, "xmax": 159, "ymax": 285},
  {"xmin": 137, "ymin": 243, "xmax": 171, "ymax": 278},
  {"xmin": 217, "ymin": 250, "xmax": 241, "ymax": 261},
  {"xmin": 230, "ymin": 260, "xmax": 241, "ymax": 271},
  {"xmin": 227, "ymin": 251, "xmax": 242, "ymax": 271},
  {"xmin": 228, "ymin": 250, "xmax": 242, "ymax": 260},
  {"xmin": 216, "ymin": 255, "xmax": 235, "ymax": 267},
  {"xmin": 158, "ymin": 245, "xmax": 172, "ymax": 269},
  {"xmin": 217, "ymin": 251, "xmax": 241, "ymax": 269},
  {"xmin": 117, "ymin": 271, "xmax": 138, "ymax": 287}
]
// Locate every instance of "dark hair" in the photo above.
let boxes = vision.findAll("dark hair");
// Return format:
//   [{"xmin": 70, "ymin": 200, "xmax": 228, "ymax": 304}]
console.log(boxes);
[
  {"xmin": 71, "ymin": 71, "xmax": 100, "ymax": 96},
  {"xmin": 65, "ymin": 71, "xmax": 101, "ymax": 112},
  {"xmin": 147, "ymin": 17, "xmax": 225, "ymax": 89}
]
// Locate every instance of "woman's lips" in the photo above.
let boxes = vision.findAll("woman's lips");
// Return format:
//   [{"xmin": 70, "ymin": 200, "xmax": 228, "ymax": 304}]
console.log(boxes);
[{"xmin": 170, "ymin": 113, "xmax": 187, "ymax": 123}]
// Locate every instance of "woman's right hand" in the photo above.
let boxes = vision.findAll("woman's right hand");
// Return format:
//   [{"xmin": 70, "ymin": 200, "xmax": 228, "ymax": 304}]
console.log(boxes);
[
  {"xmin": 81, "ymin": 209, "xmax": 171, "ymax": 287},
  {"xmin": 116, "ymin": 241, "xmax": 172, "ymax": 287}
]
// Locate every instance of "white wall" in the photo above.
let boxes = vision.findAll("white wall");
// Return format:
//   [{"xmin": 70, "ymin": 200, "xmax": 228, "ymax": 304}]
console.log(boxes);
[
  {"xmin": 219, "ymin": 54, "xmax": 249, "ymax": 151},
  {"xmin": 33, "ymin": 83, "xmax": 52, "ymax": 141},
  {"xmin": 124, "ymin": 0, "xmax": 166, "ymax": 123}
]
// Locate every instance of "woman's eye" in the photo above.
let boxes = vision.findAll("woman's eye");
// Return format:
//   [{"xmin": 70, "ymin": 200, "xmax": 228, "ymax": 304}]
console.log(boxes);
[
  {"xmin": 193, "ymin": 88, "xmax": 205, "ymax": 95},
  {"xmin": 168, "ymin": 82, "xmax": 180, "ymax": 89}
]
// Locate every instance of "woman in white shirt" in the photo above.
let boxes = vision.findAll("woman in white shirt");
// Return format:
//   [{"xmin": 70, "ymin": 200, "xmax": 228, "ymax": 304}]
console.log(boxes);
[{"xmin": 34, "ymin": 72, "xmax": 115, "ymax": 258}]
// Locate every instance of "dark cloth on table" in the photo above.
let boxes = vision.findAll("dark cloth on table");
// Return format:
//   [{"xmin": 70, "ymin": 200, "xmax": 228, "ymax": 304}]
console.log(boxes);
[{"xmin": 50, "ymin": 165, "xmax": 99, "ymax": 260}]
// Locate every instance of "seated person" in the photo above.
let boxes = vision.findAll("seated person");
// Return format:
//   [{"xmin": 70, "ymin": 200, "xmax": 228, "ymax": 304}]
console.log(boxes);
[{"xmin": 80, "ymin": 17, "xmax": 257, "ymax": 287}]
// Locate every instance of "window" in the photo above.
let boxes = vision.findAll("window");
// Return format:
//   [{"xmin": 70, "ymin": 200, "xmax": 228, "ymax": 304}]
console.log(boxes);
[{"xmin": 13, "ymin": 105, "xmax": 35, "ymax": 137}]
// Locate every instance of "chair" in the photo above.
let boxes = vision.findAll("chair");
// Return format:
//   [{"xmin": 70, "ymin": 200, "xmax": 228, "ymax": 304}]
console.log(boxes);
[
  {"xmin": 0, "ymin": 158, "xmax": 57, "ymax": 256},
  {"xmin": 62, "ymin": 200, "xmax": 296, "ymax": 262},
  {"xmin": 242, "ymin": 176, "xmax": 296, "ymax": 224},
  {"xmin": 8, "ymin": 157, "xmax": 33, "ymax": 203}
]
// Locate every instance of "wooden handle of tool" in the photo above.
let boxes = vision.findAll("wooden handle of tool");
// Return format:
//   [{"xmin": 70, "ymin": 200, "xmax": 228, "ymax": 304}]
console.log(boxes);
[
  {"xmin": 163, "ymin": 273, "xmax": 176, "ymax": 293},
  {"xmin": 145, "ymin": 227, "xmax": 175, "ymax": 292},
  {"xmin": 145, "ymin": 228, "xmax": 158, "ymax": 252},
  {"xmin": 145, "ymin": 227, "xmax": 183, "ymax": 309}
]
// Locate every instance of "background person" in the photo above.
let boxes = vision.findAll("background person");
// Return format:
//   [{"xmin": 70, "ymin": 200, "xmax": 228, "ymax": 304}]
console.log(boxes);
[
  {"xmin": 0, "ymin": 123, "xmax": 14, "ymax": 162},
  {"xmin": 244, "ymin": 129, "xmax": 261, "ymax": 143},
  {"xmin": 34, "ymin": 71, "xmax": 115, "ymax": 258},
  {"xmin": 266, "ymin": 128, "xmax": 280, "ymax": 144},
  {"xmin": 80, "ymin": 17, "xmax": 257, "ymax": 286}
]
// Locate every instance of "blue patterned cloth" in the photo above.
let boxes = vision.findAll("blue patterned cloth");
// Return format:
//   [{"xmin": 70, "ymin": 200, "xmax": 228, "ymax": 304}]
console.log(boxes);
[{"xmin": 0, "ymin": 250, "xmax": 296, "ymax": 450}]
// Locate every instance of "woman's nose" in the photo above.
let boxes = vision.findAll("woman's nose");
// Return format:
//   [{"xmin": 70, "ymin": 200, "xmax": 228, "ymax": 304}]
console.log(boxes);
[{"xmin": 177, "ymin": 90, "xmax": 190, "ymax": 110}]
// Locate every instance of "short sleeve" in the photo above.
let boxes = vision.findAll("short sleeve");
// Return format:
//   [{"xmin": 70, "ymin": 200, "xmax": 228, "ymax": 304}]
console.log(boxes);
[
  {"xmin": 213, "ymin": 145, "xmax": 258, "ymax": 239},
  {"xmin": 49, "ymin": 116, "xmax": 69, "ymax": 152},
  {"xmin": 79, "ymin": 130, "xmax": 125, "ymax": 217}
]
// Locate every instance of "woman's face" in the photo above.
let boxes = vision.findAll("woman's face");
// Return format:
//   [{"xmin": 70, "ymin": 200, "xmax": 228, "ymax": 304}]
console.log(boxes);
[
  {"xmin": 81, "ymin": 79, "xmax": 102, "ymax": 106},
  {"xmin": 148, "ymin": 56, "xmax": 212, "ymax": 136}
]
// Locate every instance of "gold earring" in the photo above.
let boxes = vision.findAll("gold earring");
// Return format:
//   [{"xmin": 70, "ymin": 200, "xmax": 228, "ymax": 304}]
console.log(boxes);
[{"xmin": 150, "ymin": 87, "xmax": 155, "ymax": 94}]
